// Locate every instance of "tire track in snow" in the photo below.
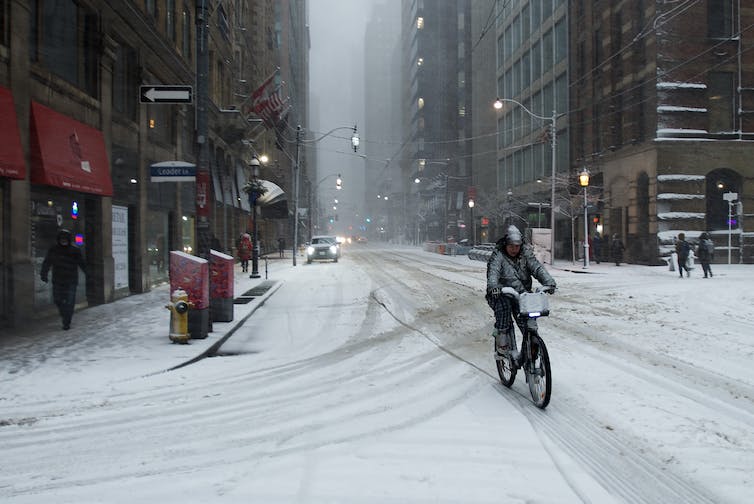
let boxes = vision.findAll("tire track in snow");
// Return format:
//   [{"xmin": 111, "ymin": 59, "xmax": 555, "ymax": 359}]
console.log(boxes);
[{"xmin": 357, "ymin": 249, "xmax": 720, "ymax": 504}]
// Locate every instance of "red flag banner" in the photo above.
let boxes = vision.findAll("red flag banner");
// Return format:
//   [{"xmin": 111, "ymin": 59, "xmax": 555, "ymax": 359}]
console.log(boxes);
[{"xmin": 245, "ymin": 68, "xmax": 289, "ymax": 128}]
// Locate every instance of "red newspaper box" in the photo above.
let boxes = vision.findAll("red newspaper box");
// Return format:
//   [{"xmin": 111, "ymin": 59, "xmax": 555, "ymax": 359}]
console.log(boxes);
[
  {"xmin": 210, "ymin": 249, "xmax": 234, "ymax": 322},
  {"xmin": 169, "ymin": 251, "xmax": 209, "ymax": 339}
]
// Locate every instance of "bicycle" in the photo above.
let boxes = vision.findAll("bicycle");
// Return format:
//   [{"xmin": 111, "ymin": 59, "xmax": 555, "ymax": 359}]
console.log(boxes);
[{"xmin": 494, "ymin": 287, "xmax": 553, "ymax": 409}]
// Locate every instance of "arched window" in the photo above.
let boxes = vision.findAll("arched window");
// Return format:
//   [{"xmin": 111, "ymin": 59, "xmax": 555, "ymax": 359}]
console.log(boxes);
[{"xmin": 706, "ymin": 168, "xmax": 742, "ymax": 230}]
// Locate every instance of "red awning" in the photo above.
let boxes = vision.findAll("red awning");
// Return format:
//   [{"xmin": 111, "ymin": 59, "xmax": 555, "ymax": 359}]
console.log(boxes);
[
  {"xmin": 30, "ymin": 101, "xmax": 113, "ymax": 196},
  {"xmin": 0, "ymin": 86, "xmax": 26, "ymax": 180}
]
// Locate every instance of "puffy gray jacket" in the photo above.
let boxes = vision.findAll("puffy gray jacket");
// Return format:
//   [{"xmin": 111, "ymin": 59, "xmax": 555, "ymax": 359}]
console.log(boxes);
[{"xmin": 486, "ymin": 245, "xmax": 556, "ymax": 294}]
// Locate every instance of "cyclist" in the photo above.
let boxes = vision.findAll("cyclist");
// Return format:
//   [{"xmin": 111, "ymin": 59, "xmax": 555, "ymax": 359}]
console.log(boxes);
[{"xmin": 486, "ymin": 225, "xmax": 556, "ymax": 360}]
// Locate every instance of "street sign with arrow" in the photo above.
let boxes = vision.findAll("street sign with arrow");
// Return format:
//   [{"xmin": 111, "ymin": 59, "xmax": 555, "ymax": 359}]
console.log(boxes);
[{"xmin": 139, "ymin": 85, "xmax": 193, "ymax": 104}]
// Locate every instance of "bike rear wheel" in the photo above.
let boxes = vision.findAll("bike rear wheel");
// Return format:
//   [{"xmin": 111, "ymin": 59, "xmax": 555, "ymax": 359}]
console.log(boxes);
[
  {"xmin": 524, "ymin": 333, "xmax": 551, "ymax": 409},
  {"xmin": 495, "ymin": 340, "xmax": 517, "ymax": 387}
]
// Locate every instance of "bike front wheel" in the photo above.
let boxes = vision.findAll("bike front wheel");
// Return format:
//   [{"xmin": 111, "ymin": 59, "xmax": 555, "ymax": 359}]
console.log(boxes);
[
  {"xmin": 525, "ymin": 334, "xmax": 551, "ymax": 409},
  {"xmin": 495, "ymin": 341, "xmax": 517, "ymax": 388}
]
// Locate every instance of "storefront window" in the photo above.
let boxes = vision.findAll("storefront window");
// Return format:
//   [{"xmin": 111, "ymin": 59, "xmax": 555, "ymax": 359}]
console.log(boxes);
[
  {"xmin": 182, "ymin": 215, "xmax": 195, "ymax": 254},
  {"xmin": 30, "ymin": 189, "xmax": 87, "ymax": 309},
  {"xmin": 146, "ymin": 210, "xmax": 169, "ymax": 286}
]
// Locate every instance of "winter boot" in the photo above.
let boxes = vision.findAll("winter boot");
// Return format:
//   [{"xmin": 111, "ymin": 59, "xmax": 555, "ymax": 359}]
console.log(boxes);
[
  {"xmin": 495, "ymin": 330, "xmax": 519, "ymax": 362},
  {"xmin": 507, "ymin": 330, "xmax": 520, "ymax": 364}
]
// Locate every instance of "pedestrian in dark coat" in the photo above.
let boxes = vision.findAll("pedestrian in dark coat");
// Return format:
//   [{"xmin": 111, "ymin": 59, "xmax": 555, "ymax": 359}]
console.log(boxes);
[
  {"xmin": 592, "ymin": 232, "xmax": 602, "ymax": 263},
  {"xmin": 610, "ymin": 234, "xmax": 625, "ymax": 266},
  {"xmin": 697, "ymin": 232, "xmax": 715, "ymax": 278},
  {"xmin": 675, "ymin": 232, "xmax": 692, "ymax": 278},
  {"xmin": 277, "ymin": 237, "xmax": 286, "ymax": 258},
  {"xmin": 40, "ymin": 229, "xmax": 86, "ymax": 330}
]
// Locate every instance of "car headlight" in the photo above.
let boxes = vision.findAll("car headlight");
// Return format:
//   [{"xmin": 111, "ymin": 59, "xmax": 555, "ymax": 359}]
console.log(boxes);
[
  {"xmin": 307, "ymin": 246, "xmax": 315, "ymax": 255},
  {"xmin": 329, "ymin": 245, "xmax": 337, "ymax": 254}
]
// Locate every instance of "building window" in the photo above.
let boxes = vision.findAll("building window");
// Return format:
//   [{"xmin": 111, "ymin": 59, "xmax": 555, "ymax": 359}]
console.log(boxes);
[
  {"xmin": 30, "ymin": 0, "xmax": 99, "ymax": 97},
  {"xmin": 543, "ymin": 29, "xmax": 553, "ymax": 70},
  {"xmin": 217, "ymin": 4, "xmax": 230, "ymax": 41},
  {"xmin": 532, "ymin": 41, "xmax": 541, "ymax": 82},
  {"xmin": 166, "ymin": 0, "xmax": 176, "ymax": 42},
  {"xmin": 555, "ymin": 20, "xmax": 567, "ymax": 63},
  {"xmin": 417, "ymin": 16, "xmax": 424, "ymax": 29},
  {"xmin": 147, "ymin": 103, "xmax": 175, "ymax": 145},
  {"xmin": 182, "ymin": 4, "xmax": 192, "ymax": 60},
  {"xmin": 112, "ymin": 41, "xmax": 138, "ymax": 121},
  {"xmin": 146, "ymin": 0, "xmax": 157, "ymax": 20},
  {"xmin": 1, "ymin": 0, "xmax": 8, "ymax": 47},
  {"xmin": 708, "ymin": 0, "xmax": 733, "ymax": 38},
  {"xmin": 708, "ymin": 72, "xmax": 735, "ymax": 132}
]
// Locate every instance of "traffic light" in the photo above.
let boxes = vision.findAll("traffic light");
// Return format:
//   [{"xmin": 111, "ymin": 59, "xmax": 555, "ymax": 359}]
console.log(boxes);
[
  {"xmin": 336, "ymin": 174, "xmax": 342, "ymax": 190},
  {"xmin": 329, "ymin": 216, "xmax": 334, "ymax": 224}
]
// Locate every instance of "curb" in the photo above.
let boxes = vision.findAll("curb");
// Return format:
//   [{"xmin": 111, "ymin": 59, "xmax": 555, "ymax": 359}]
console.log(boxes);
[{"xmin": 166, "ymin": 280, "xmax": 284, "ymax": 371}]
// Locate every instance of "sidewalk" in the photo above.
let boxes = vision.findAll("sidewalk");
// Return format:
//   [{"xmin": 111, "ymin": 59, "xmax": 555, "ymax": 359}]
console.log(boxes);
[{"xmin": 0, "ymin": 255, "xmax": 297, "ymax": 387}]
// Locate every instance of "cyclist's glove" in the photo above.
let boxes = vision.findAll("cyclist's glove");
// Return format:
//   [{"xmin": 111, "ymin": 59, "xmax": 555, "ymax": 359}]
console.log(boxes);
[
  {"xmin": 543, "ymin": 285, "xmax": 556, "ymax": 294},
  {"xmin": 489, "ymin": 287, "xmax": 502, "ymax": 297}
]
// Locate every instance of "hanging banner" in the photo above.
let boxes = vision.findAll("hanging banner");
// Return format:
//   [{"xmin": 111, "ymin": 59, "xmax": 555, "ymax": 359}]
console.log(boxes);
[{"xmin": 196, "ymin": 170, "xmax": 210, "ymax": 218}]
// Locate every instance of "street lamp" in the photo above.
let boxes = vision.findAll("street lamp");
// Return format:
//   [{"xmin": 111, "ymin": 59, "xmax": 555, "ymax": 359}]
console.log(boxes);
[
  {"xmin": 468, "ymin": 198, "xmax": 475, "ymax": 245},
  {"xmin": 494, "ymin": 97, "xmax": 557, "ymax": 263},
  {"xmin": 247, "ymin": 157, "xmax": 263, "ymax": 278},
  {"xmin": 293, "ymin": 124, "xmax": 359, "ymax": 266},
  {"xmin": 579, "ymin": 168, "xmax": 590, "ymax": 269}
]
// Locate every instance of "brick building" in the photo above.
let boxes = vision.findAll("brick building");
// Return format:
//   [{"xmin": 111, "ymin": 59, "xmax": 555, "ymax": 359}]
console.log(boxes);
[
  {"xmin": 571, "ymin": 0, "xmax": 753, "ymax": 264},
  {"xmin": 0, "ymin": 0, "xmax": 307, "ymax": 328}
]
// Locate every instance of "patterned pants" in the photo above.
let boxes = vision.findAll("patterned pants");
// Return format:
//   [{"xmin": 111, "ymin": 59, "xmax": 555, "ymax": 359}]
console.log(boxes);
[{"xmin": 486, "ymin": 293, "xmax": 525, "ymax": 334}]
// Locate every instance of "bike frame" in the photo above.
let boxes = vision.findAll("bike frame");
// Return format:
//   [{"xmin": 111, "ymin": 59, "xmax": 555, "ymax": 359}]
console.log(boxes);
[{"xmin": 495, "ymin": 288, "xmax": 552, "ymax": 408}]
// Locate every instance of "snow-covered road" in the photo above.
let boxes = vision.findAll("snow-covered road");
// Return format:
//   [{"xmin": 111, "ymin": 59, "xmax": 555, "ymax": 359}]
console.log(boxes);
[{"xmin": 1, "ymin": 245, "xmax": 751, "ymax": 503}]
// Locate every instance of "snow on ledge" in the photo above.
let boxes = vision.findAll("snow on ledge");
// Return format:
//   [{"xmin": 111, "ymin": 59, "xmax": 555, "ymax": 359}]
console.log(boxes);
[
  {"xmin": 657, "ymin": 128, "xmax": 709, "ymax": 135},
  {"xmin": 656, "ymin": 82, "xmax": 707, "ymax": 89},
  {"xmin": 657, "ymin": 106, "xmax": 707, "ymax": 113},
  {"xmin": 657, "ymin": 174, "xmax": 706, "ymax": 182},
  {"xmin": 657, "ymin": 193, "xmax": 704, "ymax": 200},
  {"xmin": 657, "ymin": 212, "xmax": 706, "ymax": 220}
]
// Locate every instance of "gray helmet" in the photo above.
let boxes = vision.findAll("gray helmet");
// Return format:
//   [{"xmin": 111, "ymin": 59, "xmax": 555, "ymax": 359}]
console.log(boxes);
[{"xmin": 505, "ymin": 225, "xmax": 523, "ymax": 245}]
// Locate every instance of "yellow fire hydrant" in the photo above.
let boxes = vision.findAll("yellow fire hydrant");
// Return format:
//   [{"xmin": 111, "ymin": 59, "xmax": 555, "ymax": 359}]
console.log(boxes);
[{"xmin": 166, "ymin": 288, "xmax": 193, "ymax": 344}]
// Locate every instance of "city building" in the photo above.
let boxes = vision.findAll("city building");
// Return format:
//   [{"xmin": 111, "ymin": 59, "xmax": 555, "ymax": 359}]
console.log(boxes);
[
  {"xmin": 492, "ymin": 0, "xmax": 569, "ymax": 258},
  {"xmin": 401, "ymin": 0, "xmax": 473, "ymax": 244},
  {"xmin": 0, "ymin": 0, "xmax": 308, "ymax": 328},
  {"xmin": 573, "ymin": 0, "xmax": 753, "ymax": 264}
]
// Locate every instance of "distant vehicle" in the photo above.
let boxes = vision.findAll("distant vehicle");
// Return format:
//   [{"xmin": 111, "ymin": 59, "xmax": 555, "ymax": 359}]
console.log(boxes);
[
  {"xmin": 306, "ymin": 235, "xmax": 340, "ymax": 263},
  {"xmin": 356, "ymin": 236, "xmax": 368, "ymax": 244}
]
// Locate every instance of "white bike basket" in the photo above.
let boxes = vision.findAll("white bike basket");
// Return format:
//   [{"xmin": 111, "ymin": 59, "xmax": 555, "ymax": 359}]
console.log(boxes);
[{"xmin": 519, "ymin": 292, "xmax": 550, "ymax": 317}]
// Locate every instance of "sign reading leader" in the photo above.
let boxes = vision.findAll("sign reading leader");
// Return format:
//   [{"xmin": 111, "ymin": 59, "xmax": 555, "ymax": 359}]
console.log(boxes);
[{"xmin": 140, "ymin": 85, "xmax": 193, "ymax": 104}]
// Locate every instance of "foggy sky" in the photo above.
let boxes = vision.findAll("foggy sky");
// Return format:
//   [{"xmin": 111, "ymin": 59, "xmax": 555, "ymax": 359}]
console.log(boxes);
[{"xmin": 308, "ymin": 0, "xmax": 373, "ymax": 228}]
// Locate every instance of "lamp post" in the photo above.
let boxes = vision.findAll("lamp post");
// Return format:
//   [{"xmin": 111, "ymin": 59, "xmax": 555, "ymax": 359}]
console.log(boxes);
[
  {"xmin": 313, "ymin": 173, "xmax": 343, "ymax": 230},
  {"xmin": 579, "ymin": 168, "xmax": 590, "ymax": 269},
  {"xmin": 723, "ymin": 191, "xmax": 738, "ymax": 264},
  {"xmin": 468, "ymin": 198, "xmax": 475, "ymax": 245},
  {"xmin": 495, "ymin": 97, "xmax": 557, "ymax": 263},
  {"xmin": 248, "ymin": 157, "xmax": 262, "ymax": 278},
  {"xmin": 294, "ymin": 125, "xmax": 359, "ymax": 266}
]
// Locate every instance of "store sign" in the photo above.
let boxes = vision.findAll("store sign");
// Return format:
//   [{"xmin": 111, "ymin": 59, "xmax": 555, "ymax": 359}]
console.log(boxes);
[
  {"xmin": 112, "ymin": 205, "xmax": 129, "ymax": 290},
  {"xmin": 150, "ymin": 161, "xmax": 196, "ymax": 182}
]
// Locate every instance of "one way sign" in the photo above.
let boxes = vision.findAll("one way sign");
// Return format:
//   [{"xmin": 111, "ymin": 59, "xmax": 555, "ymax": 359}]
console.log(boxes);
[{"xmin": 139, "ymin": 85, "xmax": 193, "ymax": 104}]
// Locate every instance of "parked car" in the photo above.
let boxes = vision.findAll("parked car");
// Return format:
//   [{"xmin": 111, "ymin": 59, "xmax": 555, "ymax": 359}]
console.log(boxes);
[{"xmin": 306, "ymin": 235, "xmax": 340, "ymax": 263}]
